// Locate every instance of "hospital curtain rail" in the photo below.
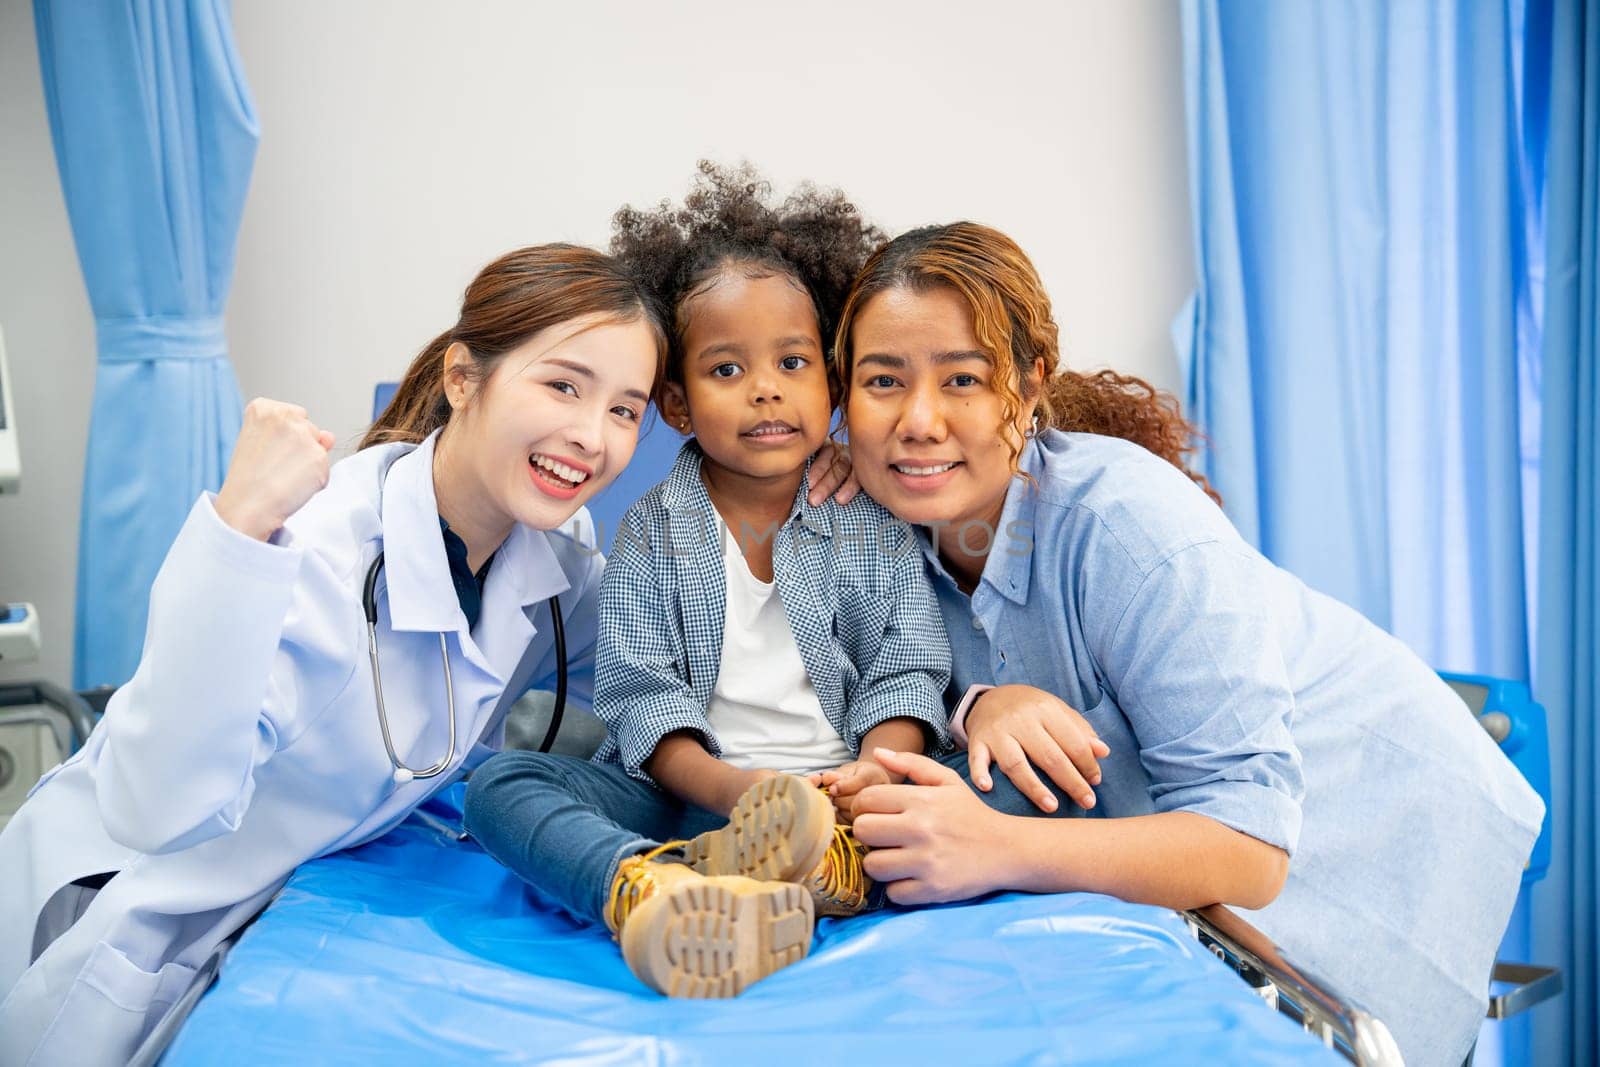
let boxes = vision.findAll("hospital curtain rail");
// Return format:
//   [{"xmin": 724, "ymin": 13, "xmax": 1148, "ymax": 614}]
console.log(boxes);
[{"xmin": 32, "ymin": 0, "xmax": 259, "ymax": 689}]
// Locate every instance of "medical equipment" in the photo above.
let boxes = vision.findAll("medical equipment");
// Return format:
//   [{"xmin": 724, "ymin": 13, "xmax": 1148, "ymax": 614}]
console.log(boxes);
[
  {"xmin": 1434, "ymin": 671, "xmax": 1563, "ymax": 1028},
  {"xmin": 0, "ymin": 682, "xmax": 95, "ymax": 829},
  {"xmin": 1440, "ymin": 672, "xmax": 1552, "ymax": 885},
  {"xmin": 362, "ymin": 552, "xmax": 567, "ymax": 782},
  {"xmin": 0, "ymin": 326, "xmax": 20, "ymax": 494},
  {"xmin": 0, "ymin": 603, "xmax": 41, "ymax": 663},
  {"xmin": 0, "ymin": 325, "xmax": 36, "ymax": 660},
  {"xmin": 0, "ymin": 331, "xmax": 73, "ymax": 828}
]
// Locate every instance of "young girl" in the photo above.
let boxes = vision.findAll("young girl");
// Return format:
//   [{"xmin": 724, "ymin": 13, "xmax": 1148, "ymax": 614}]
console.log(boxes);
[
  {"xmin": 464, "ymin": 164, "xmax": 961, "ymax": 999},
  {"xmin": 0, "ymin": 245, "xmax": 665, "ymax": 1065}
]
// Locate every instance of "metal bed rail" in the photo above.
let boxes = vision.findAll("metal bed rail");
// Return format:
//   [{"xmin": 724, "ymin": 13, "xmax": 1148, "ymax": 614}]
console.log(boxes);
[{"xmin": 1183, "ymin": 904, "xmax": 1404, "ymax": 1067}]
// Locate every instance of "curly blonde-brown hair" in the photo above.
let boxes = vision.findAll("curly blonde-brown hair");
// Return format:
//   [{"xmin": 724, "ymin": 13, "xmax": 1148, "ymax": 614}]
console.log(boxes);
[{"xmin": 834, "ymin": 222, "xmax": 1219, "ymax": 505}]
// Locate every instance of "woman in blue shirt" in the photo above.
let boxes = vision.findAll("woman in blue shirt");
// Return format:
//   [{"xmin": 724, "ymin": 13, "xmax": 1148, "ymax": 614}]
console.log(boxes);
[{"xmin": 833, "ymin": 222, "xmax": 1544, "ymax": 1067}]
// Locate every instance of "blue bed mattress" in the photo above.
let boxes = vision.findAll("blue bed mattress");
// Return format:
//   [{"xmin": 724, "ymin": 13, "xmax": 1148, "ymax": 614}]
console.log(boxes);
[{"xmin": 163, "ymin": 786, "xmax": 1340, "ymax": 1065}]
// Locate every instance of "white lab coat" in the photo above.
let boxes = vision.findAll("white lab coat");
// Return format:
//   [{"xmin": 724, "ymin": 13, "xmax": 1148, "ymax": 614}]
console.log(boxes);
[{"xmin": 0, "ymin": 433, "xmax": 601, "ymax": 1065}]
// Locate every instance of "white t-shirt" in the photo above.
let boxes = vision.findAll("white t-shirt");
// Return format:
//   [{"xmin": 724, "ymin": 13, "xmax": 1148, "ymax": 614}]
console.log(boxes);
[{"xmin": 703, "ymin": 522, "xmax": 852, "ymax": 774}]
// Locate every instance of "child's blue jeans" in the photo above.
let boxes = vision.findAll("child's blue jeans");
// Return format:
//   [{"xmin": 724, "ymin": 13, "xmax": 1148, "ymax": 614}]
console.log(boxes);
[{"xmin": 462, "ymin": 750, "xmax": 1074, "ymax": 927}]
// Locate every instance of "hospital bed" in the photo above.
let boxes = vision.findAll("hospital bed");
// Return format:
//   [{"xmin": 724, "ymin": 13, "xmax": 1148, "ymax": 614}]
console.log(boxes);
[
  {"xmin": 8, "ymin": 390, "xmax": 1554, "ymax": 1065},
  {"xmin": 149, "ymin": 781, "xmax": 1372, "ymax": 1067},
  {"xmin": 115, "ymin": 673, "xmax": 1547, "ymax": 1067},
  {"xmin": 132, "ymin": 667, "xmax": 1550, "ymax": 1067}
]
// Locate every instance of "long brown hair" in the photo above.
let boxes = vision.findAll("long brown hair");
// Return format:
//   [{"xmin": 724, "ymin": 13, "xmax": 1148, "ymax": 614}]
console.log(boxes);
[
  {"xmin": 834, "ymin": 222, "xmax": 1219, "ymax": 504},
  {"xmin": 361, "ymin": 244, "xmax": 669, "ymax": 449}
]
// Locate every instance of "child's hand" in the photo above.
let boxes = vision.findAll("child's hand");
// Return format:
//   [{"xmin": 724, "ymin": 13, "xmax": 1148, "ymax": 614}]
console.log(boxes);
[{"xmin": 809, "ymin": 759, "xmax": 892, "ymax": 822}]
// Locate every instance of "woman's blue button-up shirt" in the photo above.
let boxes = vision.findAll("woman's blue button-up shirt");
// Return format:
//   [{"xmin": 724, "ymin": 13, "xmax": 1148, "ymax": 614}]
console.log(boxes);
[{"xmin": 924, "ymin": 430, "xmax": 1544, "ymax": 1067}]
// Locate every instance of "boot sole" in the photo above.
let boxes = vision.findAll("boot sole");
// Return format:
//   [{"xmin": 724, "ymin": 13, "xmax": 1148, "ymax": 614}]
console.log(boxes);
[
  {"xmin": 682, "ymin": 774, "xmax": 834, "ymax": 883},
  {"xmin": 620, "ymin": 878, "xmax": 814, "ymax": 998}
]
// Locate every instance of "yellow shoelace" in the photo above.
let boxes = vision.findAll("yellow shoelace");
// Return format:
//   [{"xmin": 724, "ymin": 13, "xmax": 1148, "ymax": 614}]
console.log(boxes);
[
  {"xmin": 606, "ymin": 839, "xmax": 687, "ymax": 937},
  {"xmin": 814, "ymin": 824, "xmax": 868, "ymax": 908}
]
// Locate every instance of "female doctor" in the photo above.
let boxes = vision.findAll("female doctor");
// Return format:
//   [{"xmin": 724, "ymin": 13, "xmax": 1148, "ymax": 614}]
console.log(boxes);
[{"xmin": 0, "ymin": 244, "xmax": 669, "ymax": 1065}]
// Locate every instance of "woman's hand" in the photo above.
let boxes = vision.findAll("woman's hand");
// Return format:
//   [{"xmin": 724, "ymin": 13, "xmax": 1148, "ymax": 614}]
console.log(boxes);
[
  {"xmin": 809, "ymin": 759, "xmax": 892, "ymax": 822},
  {"xmin": 806, "ymin": 441, "xmax": 860, "ymax": 506},
  {"xmin": 850, "ymin": 749, "xmax": 1019, "ymax": 904},
  {"xmin": 965, "ymin": 685, "xmax": 1110, "ymax": 813},
  {"xmin": 214, "ymin": 399, "xmax": 336, "ymax": 541}
]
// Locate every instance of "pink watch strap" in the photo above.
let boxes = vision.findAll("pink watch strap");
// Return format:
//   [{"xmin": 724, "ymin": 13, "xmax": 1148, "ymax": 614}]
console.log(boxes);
[{"xmin": 947, "ymin": 684, "xmax": 995, "ymax": 749}]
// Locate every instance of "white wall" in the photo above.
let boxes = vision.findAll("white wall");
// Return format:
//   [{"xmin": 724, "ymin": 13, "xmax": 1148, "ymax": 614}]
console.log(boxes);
[
  {"xmin": 0, "ymin": 0, "xmax": 1193, "ymax": 687},
  {"xmin": 0, "ymin": 0, "xmax": 96, "ymax": 687}
]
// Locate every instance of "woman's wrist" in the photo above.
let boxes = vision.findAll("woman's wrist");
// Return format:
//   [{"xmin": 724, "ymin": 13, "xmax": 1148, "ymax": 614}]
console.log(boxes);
[
  {"xmin": 213, "ymin": 491, "xmax": 281, "ymax": 542},
  {"xmin": 947, "ymin": 684, "xmax": 995, "ymax": 748}
]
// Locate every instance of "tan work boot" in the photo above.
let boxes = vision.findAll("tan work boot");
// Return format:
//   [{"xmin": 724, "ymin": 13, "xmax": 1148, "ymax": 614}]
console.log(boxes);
[
  {"xmin": 680, "ymin": 773, "xmax": 836, "ymax": 884},
  {"xmin": 682, "ymin": 775, "xmax": 875, "ymax": 918},
  {"xmin": 606, "ymin": 849, "xmax": 814, "ymax": 998},
  {"xmin": 805, "ymin": 823, "xmax": 873, "ymax": 918}
]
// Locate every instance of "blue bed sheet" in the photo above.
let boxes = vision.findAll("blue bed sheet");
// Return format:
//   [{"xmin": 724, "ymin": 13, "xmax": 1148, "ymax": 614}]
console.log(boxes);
[{"xmin": 164, "ymin": 786, "xmax": 1340, "ymax": 1065}]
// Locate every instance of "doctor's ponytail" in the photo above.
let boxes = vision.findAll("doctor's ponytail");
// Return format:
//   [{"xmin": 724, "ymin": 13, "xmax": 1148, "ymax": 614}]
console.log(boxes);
[
  {"xmin": 366, "ymin": 331, "xmax": 456, "ymax": 447},
  {"xmin": 362, "ymin": 244, "xmax": 668, "ymax": 449}
]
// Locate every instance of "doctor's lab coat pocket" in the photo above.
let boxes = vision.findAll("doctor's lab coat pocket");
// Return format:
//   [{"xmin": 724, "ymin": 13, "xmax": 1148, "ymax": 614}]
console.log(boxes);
[{"xmin": 32, "ymin": 940, "xmax": 197, "ymax": 1064}]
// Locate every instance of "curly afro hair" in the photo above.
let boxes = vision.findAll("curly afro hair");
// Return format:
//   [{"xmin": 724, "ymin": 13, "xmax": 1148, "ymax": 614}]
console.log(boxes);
[{"xmin": 610, "ymin": 161, "xmax": 886, "ymax": 385}]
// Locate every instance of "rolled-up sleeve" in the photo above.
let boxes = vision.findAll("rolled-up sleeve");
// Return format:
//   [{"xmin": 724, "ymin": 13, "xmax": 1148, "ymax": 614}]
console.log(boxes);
[{"xmin": 1094, "ymin": 541, "xmax": 1305, "ymax": 855}]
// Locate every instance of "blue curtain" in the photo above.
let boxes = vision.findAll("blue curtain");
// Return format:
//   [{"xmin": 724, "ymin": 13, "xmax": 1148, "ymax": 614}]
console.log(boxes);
[
  {"xmin": 1530, "ymin": 1, "xmax": 1599, "ymax": 1062},
  {"xmin": 34, "ymin": 0, "xmax": 258, "ymax": 688},
  {"xmin": 1179, "ymin": 2, "xmax": 1561, "ymax": 1063},
  {"xmin": 1178, "ymin": 0, "xmax": 1543, "ymax": 682}
]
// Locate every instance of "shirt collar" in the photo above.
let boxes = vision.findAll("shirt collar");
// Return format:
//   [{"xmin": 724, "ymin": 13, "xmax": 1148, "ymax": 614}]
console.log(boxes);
[
  {"xmin": 916, "ymin": 435, "xmax": 1047, "ymax": 606},
  {"xmin": 380, "ymin": 431, "xmax": 571, "ymax": 633},
  {"xmin": 439, "ymin": 517, "xmax": 490, "ymax": 630},
  {"xmin": 659, "ymin": 439, "xmax": 833, "ymax": 538}
]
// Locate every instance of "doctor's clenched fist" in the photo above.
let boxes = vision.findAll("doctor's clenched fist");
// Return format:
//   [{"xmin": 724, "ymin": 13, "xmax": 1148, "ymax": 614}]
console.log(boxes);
[{"xmin": 214, "ymin": 398, "xmax": 337, "ymax": 542}]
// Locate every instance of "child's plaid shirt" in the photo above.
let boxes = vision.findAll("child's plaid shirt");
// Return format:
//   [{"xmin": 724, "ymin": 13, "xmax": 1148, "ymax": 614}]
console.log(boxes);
[{"xmin": 593, "ymin": 441, "xmax": 952, "ymax": 783}]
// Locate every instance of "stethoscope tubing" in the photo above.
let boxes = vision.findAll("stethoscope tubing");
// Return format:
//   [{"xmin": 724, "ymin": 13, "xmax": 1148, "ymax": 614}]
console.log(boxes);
[{"xmin": 362, "ymin": 550, "xmax": 566, "ymax": 781}]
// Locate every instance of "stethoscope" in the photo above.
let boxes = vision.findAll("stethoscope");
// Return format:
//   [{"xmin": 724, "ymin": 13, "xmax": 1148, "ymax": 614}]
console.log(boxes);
[{"xmin": 362, "ymin": 551, "xmax": 567, "ymax": 783}]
